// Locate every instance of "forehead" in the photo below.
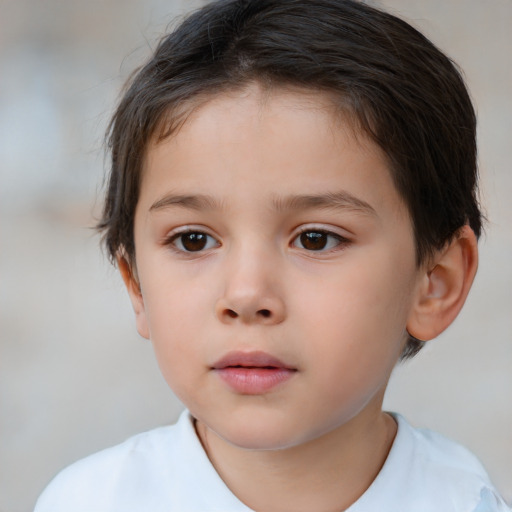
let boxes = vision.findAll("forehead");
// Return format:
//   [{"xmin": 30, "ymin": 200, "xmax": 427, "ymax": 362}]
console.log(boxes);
[
  {"xmin": 140, "ymin": 84, "xmax": 406, "ymax": 220},
  {"xmin": 150, "ymin": 83, "xmax": 367, "ymax": 161}
]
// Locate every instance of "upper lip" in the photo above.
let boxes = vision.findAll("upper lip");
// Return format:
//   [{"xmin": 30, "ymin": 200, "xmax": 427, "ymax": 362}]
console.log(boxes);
[{"xmin": 211, "ymin": 351, "xmax": 294, "ymax": 370}]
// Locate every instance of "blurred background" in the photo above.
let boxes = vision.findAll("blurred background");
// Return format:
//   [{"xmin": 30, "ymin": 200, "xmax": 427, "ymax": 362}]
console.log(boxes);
[{"xmin": 0, "ymin": 1, "xmax": 510, "ymax": 510}]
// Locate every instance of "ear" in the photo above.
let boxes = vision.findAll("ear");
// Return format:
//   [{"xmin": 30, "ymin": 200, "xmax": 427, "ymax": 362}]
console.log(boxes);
[
  {"xmin": 407, "ymin": 225, "xmax": 478, "ymax": 342},
  {"xmin": 118, "ymin": 256, "xmax": 150, "ymax": 340}
]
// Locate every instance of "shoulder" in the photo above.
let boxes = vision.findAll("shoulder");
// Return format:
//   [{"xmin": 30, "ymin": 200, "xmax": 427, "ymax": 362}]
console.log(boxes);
[
  {"xmin": 34, "ymin": 410, "xmax": 252, "ymax": 512},
  {"xmin": 406, "ymin": 417, "xmax": 491, "ymax": 477},
  {"xmin": 350, "ymin": 414, "xmax": 511, "ymax": 512},
  {"xmin": 392, "ymin": 415, "xmax": 510, "ymax": 511},
  {"xmin": 405, "ymin": 419, "xmax": 511, "ymax": 511},
  {"xmin": 34, "ymin": 413, "xmax": 187, "ymax": 512}
]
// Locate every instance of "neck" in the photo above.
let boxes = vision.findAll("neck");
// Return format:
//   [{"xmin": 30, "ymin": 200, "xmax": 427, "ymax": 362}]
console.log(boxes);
[{"xmin": 195, "ymin": 401, "xmax": 397, "ymax": 512}]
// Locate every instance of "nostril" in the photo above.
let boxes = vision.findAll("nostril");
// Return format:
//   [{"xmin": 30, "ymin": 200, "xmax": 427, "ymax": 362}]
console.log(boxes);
[
  {"xmin": 226, "ymin": 309, "xmax": 238, "ymax": 319},
  {"xmin": 258, "ymin": 309, "xmax": 271, "ymax": 318}
]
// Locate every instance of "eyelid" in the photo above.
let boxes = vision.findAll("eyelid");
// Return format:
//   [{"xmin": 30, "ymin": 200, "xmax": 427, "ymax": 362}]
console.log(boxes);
[
  {"xmin": 293, "ymin": 223, "xmax": 352, "ymax": 239},
  {"xmin": 291, "ymin": 224, "xmax": 352, "ymax": 252},
  {"xmin": 163, "ymin": 224, "xmax": 216, "ymax": 238},
  {"xmin": 162, "ymin": 225, "xmax": 221, "ymax": 253}
]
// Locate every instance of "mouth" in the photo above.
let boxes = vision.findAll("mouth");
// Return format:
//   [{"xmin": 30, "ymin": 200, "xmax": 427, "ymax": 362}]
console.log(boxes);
[{"xmin": 211, "ymin": 351, "xmax": 297, "ymax": 394}]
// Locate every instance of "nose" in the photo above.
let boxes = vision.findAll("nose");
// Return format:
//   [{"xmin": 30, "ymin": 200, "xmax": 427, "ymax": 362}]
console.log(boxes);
[{"xmin": 215, "ymin": 249, "xmax": 286, "ymax": 326}]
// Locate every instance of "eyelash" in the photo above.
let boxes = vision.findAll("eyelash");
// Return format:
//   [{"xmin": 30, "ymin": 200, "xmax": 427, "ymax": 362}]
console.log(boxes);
[
  {"xmin": 164, "ymin": 229, "xmax": 220, "ymax": 253},
  {"xmin": 163, "ymin": 227, "xmax": 350, "ymax": 254},
  {"xmin": 291, "ymin": 228, "xmax": 350, "ymax": 253}
]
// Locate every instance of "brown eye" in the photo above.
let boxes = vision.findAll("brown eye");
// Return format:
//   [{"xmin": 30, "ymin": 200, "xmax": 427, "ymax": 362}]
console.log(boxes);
[
  {"xmin": 300, "ymin": 231, "xmax": 328, "ymax": 250},
  {"xmin": 293, "ymin": 230, "xmax": 346, "ymax": 252},
  {"xmin": 172, "ymin": 231, "xmax": 218, "ymax": 252}
]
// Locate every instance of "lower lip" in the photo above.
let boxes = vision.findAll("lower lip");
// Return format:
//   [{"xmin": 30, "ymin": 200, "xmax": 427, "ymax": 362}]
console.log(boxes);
[{"xmin": 214, "ymin": 367, "xmax": 296, "ymax": 394}]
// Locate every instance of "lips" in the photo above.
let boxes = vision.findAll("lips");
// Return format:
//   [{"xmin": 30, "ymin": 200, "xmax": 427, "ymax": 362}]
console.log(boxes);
[{"xmin": 211, "ymin": 351, "xmax": 297, "ymax": 394}]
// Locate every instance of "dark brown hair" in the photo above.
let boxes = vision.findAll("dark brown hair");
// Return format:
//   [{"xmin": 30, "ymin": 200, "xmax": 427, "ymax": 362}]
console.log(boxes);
[{"xmin": 99, "ymin": 0, "xmax": 482, "ymax": 359}]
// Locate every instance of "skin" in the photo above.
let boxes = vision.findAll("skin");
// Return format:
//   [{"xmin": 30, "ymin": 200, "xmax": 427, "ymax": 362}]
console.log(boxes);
[{"xmin": 120, "ymin": 85, "xmax": 478, "ymax": 511}]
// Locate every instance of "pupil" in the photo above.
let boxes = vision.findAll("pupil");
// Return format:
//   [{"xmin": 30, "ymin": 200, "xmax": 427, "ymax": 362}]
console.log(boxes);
[
  {"xmin": 301, "ymin": 231, "xmax": 327, "ymax": 250},
  {"xmin": 182, "ymin": 233, "xmax": 207, "ymax": 251}
]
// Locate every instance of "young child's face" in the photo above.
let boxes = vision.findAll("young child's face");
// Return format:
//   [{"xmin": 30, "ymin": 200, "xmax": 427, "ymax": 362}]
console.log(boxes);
[{"xmin": 126, "ymin": 85, "xmax": 425, "ymax": 450}]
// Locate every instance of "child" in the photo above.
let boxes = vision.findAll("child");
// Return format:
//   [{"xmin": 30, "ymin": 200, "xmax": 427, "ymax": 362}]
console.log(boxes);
[{"xmin": 35, "ymin": 0, "xmax": 510, "ymax": 510}]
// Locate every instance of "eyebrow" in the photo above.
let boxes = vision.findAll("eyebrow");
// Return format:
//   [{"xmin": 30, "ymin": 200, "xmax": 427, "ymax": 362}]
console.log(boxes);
[
  {"xmin": 150, "ymin": 194, "xmax": 222, "ymax": 212},
  {"xmin": 272, "ymin": 191, "xmax": 377, "ymax": 217},
  {"xmin": 149, "ymin": 190, "xmax": 377, "ymax": 217}
]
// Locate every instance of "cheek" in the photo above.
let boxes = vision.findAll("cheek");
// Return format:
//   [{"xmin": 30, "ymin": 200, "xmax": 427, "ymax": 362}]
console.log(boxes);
[
  {"xmin": 296, "ymin": 272, "xmax": 409, "ymax": 423},
  {"xmin": 140, "ymin": 255, "xmax": 214, "ymax": 329},
  {"xmin": 299, "ymin": 266, "xmax": 413, "ymax": 338},
  {"xmin": 293, "ymin": 250, "xmax": 416, "ymax": 370},
  {"xmin": 139, "ymin": 272, "xmax": 213, "ymax": 372}
]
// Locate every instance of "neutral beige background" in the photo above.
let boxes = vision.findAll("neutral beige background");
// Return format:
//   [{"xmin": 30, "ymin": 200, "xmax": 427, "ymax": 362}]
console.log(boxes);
[{"xmin": 0, "ymin": 1, "xmax": 510, "ymax": 511}]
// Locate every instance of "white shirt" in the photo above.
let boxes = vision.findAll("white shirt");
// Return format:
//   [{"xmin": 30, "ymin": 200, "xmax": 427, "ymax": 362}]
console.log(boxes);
[{"xmin": 35, "ymin": 411, "xmax": 510, "ymax": 512}]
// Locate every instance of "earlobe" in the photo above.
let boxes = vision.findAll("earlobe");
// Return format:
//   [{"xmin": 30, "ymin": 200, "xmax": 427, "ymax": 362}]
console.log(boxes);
[
  {"xmin": 407, "ymin": 225, "xmax": 478, "ymax": 342},
  {"xmin": 118, "ymin": 256, "xmax": 150, "ymax": 340}
]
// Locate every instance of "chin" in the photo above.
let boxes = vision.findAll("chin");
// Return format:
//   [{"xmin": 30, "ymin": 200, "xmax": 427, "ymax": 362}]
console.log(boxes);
[
  {"xmin": 222, "ymin": 428, "xmax": 299, "ymax": 451},
  {"xmin": 210, "ymin": 413, "xmax": 313, "ymax": 451}
]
